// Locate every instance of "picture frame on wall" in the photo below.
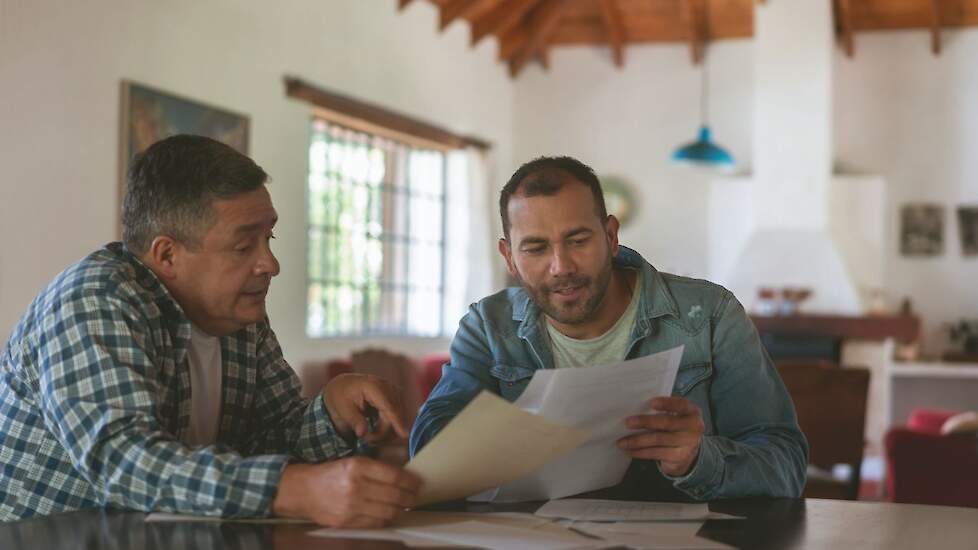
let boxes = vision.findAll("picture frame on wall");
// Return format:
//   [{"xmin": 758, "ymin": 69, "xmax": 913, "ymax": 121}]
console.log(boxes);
[
  {"xmin": 958, "ymin": 206, "xmax": 978, "ymax": 257},
  {"xmin": 118, "ymin": 81, "xmax": 250, "ymax": 230},
  {"xmin": 900, "ymin": 203, "xmax": 944, "ymax": 257}
]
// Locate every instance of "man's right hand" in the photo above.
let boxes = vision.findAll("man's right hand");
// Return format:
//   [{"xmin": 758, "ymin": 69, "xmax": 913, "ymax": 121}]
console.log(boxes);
[{"xmin": 271, "ymin": 457, "xmax": 422, "ymax": 527}]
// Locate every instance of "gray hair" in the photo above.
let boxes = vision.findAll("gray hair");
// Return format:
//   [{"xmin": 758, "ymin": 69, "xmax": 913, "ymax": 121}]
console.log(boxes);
[{"xmin": 122, "ymin": 134, "xmax": 268, "ymax": 255}]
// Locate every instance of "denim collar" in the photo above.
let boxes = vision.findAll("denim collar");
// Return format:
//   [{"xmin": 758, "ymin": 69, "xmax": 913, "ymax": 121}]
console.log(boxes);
[{"xmin": 511, "ymin": 245, "xmax": 680, "ymax": 339}]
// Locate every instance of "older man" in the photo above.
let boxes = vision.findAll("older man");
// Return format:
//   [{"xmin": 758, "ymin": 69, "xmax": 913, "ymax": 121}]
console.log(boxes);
[
  {"xmin": 0, "ymin": 135, "xmax": 419, "ymax": 525},
  {"xmin": 411, "ymin": 156, "xmax": 807, "ymax": 501}
]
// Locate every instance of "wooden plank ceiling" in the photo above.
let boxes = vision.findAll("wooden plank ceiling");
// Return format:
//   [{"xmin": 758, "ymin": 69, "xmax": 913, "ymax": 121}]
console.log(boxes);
[{"xmin": 398, "ymin": 0, "xmax": 978, "ymax": 77}]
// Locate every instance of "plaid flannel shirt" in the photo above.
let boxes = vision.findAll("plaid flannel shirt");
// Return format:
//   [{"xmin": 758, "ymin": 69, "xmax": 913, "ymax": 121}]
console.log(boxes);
[{"xmin": 0, "ymin": 243, "xmax": 351, "ymax": 521}]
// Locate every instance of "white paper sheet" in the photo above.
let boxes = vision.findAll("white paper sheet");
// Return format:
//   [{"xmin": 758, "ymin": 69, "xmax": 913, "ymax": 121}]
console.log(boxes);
[
  {"xmin": 310, "ymin": 527, "xmax": 459, "ymax": 547},
  {"xmin": 406, "ymin": 391, "xmax": 590, "ymax": 505},
  {"xmin": 482, "ymin": 346, "xmax": 684, "ymax": 502},
  {"xmin": 397, "ymin": 520, "xmax": 597, "ymax": 550},
  {"xmin": 535, "ymin": 499, "xmax": 742, "ymax": 522},
  {"xmin": 310, "ymin": 511, "xmax": 601, "ymax": 549},
  {"xmin": 144, "ymin": 513, "xmax": 311, "ymax": 524},
  {"xmin": 565, "ymin": 521, "xmax": 735, "ymax": 550}
]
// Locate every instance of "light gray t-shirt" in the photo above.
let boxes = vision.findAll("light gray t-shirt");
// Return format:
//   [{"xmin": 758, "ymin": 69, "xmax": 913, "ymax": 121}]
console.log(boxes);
[
  {"xmin": 546, "ymin": 269, "xmax": 642, "ymax": 369},
  {"xmin": 182, "ymin": 324, "xmax": 223, "ymax": 447}
]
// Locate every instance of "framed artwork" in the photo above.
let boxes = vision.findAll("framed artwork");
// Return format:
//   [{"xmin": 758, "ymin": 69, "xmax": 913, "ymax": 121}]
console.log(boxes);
[
  {"xmin": 900, "ymin": 203, "xmax": 944, "ymax": 257},
  {"xmin": 958, "ymin": 206, "xmax": 978, "ymax": 257},
  {"xmin": 119, "ymin": 81, "xmax": 249, "ymax": 199}
]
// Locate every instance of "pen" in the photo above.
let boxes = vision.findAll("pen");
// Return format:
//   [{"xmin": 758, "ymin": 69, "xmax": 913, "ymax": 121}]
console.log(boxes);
[{"xmin": 355, "ymin": 410, "xmax": 379, "ymax": 458}]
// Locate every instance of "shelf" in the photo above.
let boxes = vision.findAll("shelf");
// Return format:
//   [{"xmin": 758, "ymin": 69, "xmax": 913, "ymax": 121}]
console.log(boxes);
[{"xmin": 749, "ymin": 314, "xmax": 920, "ymax": 342}]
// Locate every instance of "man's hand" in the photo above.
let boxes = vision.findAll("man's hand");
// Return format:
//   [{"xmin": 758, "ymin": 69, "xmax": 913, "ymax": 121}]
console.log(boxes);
[
  {"xmin": 272, "ymin": 458, "xmax": 422, "ymax": 527},
  {"xmin": 323, "ymin": 374, "xmax": 408, "ymax": 443},
  {"xmin": 617, "ymin": 396, "xmax": 705, "ymax": 477}
]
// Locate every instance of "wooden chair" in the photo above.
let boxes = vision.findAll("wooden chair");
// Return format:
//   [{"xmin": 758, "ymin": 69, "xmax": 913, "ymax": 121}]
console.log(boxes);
[{"xmin": 775, "ymin": 360, "xmax": 870, "ymax": 500}]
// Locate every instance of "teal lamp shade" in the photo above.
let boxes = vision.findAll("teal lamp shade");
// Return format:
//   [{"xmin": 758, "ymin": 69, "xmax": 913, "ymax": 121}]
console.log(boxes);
[{"xmin": 671, "ymin": 125, "xmax": 735, "ymax": 171}]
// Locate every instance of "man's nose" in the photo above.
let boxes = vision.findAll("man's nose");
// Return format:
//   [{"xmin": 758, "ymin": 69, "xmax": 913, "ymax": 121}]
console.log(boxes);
[
  {"xmin": 549, "ymin": 245, "xmax": 576, "ymax": 277},
  {"xmin": 255, "ymin": 245, "xmax": 280, "ymax": 277}
]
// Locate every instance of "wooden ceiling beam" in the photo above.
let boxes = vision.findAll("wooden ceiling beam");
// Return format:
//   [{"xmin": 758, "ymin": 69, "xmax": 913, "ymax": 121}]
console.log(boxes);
[
  {"xmin": 510, "ymin": 0, "xmax": 569, "ymax": 77},
  {"xmin": 498, "ymin": 26, "xmax": 529, "ymax": 61},
  {"xmin": 930, "ymin": 0, "xmax": 943, "ymax": 54},
  {"xmin": 471, "ymin": 0, "xmax": 542, "ymax": 46},
  {"xmin": 440, "ymin": 0, "xmax": 495, "ymax": 31},
  {"xmin": 835, "ymin": 0, "xmax": 855, "ymax": 57},
  {"xmin": 682, "ymin": 0, "xmax": 706, "ymax": 65},
  {"xmin": 598, "ymin": 0, "xmax": 626, "ymax": 67}
]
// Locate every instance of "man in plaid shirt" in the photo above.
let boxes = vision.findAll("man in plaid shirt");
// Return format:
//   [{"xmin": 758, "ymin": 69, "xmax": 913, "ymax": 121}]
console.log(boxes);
[{"xmin": 0, "ymin": 135, "xmax": 420, "ymax": 526}]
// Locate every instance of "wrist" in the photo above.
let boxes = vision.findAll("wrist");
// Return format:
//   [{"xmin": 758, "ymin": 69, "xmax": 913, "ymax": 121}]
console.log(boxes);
[
  {"xmin": 321, "ymin": 390, "xmax": 353, "ymax": 437},
  {"xmin": 271, "ymin": 464, "xmax": 308, "ymax": 518}
]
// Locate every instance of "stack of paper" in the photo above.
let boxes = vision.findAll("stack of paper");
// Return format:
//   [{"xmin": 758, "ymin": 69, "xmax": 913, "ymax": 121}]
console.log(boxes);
[
  {"xmin": 406, "ymin": 391, "xmax": 590, "ymax": 506},
  {"xmin": 534, "ymin": 499, "xmax": 742, "ymax": 522},
  {"xmin": 485, "ymin": 346, "xmax": 685, "ymax": 502}
]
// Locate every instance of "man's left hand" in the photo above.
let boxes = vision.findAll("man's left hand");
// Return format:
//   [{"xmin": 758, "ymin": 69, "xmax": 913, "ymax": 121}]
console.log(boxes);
[
  {"xmin": 323, "ymin": 374, "xmax": 409, "ymax": 443},
  {"xmin": 617, "ymin": 396, "xmax": 705, "ymax": 477}
]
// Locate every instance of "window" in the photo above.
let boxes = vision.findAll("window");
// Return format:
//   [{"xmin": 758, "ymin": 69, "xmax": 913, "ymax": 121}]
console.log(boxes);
[{"xmin": 306, "ymin": 119, "xmax": 450, "ymax": 337}]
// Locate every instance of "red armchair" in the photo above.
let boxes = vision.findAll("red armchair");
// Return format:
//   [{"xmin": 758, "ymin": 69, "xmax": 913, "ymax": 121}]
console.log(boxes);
[
  {"xmin": 417, "ymin": 353, "xmax": 449, "ymax": 400},
  {"xmin": 884, "ymin": 408, "xmax": 978, "ymax": 508}
]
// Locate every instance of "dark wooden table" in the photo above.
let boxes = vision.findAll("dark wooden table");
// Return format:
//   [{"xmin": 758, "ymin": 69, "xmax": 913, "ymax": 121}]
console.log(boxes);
[{"xmin": 2, "ymin": 498, "xmax": 976, "ymax": 549}]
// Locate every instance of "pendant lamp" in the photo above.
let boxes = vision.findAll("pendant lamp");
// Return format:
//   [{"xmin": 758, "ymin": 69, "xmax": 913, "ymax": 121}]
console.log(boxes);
[{"xmin": 671, "ymin": 26, "xmax": 735, "ymax": 172}]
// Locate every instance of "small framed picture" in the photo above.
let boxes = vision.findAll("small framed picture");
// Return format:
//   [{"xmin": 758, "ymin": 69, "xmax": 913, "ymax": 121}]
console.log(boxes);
[
  {"xmin": 958, "ymin": 206, "xmax": 978, "ymax": 257},
  {"xmin": 118, "ymin": 81, "xmax": 250, "ymax": 232},
  {"xmin": 900, "ymin": 203, "xmax": 944, "ymax": 256}
]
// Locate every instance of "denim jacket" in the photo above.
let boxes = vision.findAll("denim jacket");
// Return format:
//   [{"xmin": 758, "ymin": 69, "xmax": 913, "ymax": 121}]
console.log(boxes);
[{"xmin": 410, "ymin": 246, "xmax": 808, "ymax": 501}]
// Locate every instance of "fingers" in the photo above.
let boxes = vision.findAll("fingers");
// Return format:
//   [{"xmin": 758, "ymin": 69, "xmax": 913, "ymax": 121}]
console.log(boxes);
[
  {"xmin": 359, "ymin": 379, "xmax": 409, "ymax": 439},
  {"xmin": 626, "ymin": 411, "xmax": 700, "ymax": 431},
  {"xmin": 355, "ymin": 458, "xmax": 423, "ymax": 493},
  {"xmin": 311, "ymin": 459, "xmax": 421, "ymax": 528},
  {"xmin": 626, "ymin": 397, "xmax": 702, "ymax": 430},
  {"xmin": 324, "ymin": 374, "xmax": 409, "ymax": 440},
  {"xmin": 618, "ymin": 430, "xmax": 697, "ymax": 451},
  {"xmin": 650, "ymin": 396, "xmax": 699, "ymax": 415}
]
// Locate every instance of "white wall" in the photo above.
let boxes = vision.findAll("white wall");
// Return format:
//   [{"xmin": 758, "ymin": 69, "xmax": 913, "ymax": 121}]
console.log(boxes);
[
  {"xmin": 3, "ymin": 1, "xmax": 976, "ymax": 361},
  {"xmin": 834, "ymin": 29, "xmax": 978, "ymax": 352},
  {"xmin": 514, "ymin": 30, "xmax": 978, "ymax": 354},
  {"xmin": 511, "ymin": 41, "xmax": 755, "ymax": 278},
  {"xmin": 0, "ymin": 0, "xmax": 512, "ymax": 366}
]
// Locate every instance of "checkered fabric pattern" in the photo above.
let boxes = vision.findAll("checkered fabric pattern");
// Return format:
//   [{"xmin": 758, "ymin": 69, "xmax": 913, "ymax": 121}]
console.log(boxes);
[{"xmin": 0, "ymin": 243, "xmax": 351, "ymax": 521}]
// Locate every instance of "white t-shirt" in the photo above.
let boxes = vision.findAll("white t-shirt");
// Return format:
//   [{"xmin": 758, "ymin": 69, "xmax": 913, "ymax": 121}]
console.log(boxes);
[
  {"xmin": 546, "ymin": 270, "xmax": 643, "ymax": 369},
  {"xmin": 181, "ymin": 324, "xmax": 223, "ymax": 447}
]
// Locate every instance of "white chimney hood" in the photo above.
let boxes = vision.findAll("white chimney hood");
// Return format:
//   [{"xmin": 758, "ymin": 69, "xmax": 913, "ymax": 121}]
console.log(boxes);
[{"xmin": 708, "ymin": 0, "xmax": 885, "ymax": 315}]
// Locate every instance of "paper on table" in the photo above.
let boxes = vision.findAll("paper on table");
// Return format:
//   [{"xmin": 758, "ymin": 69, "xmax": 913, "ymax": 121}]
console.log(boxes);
[
  {"xmin": 310, "ymin": 527, "xmax": 459, "ymax": 548},
  {"xmin": 144, "ymin": 513, "xmax": 311, "ymax": 524},
  {"xmin": 565, "ymin": 521, "xmax": 735, "ymax": 550},
  {"xmin": 406, "ymin": 391, "xmax": 590, "ymax": 506},
  {"xmin": 397, "ymin": 520, "xmax": 598, "ymax": 550},
  {"xmin": 535, "ymin": 499, "xmax": 742, "ymax": 522},
  {"xmin": 484, "ymin": 346, "xmax": 684, "ymax": 502},
  {"xmin": 310, "ymin": 511, "xmax": 601, "ymax": 549}
]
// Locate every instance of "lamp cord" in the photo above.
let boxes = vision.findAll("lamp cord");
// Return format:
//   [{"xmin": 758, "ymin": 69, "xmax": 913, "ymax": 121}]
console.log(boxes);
[{"xmin": 700, "ymin": 0, "xmax": 711, "ymax": 128}]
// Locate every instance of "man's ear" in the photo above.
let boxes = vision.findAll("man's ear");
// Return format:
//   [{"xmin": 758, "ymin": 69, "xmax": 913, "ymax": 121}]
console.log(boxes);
[
  {"xmin": 144, "ymin": 236, "xmax": 181, "ymax": 279},
  {"xmin": 605, "ymin": 215, "xmax": 621, "ymax": 257},
  {"xmin": 498, "ymin": 237, "xmax": 519, "ymax": 279}
]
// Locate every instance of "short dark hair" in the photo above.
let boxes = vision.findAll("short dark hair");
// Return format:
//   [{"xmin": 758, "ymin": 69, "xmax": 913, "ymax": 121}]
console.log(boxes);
[
  {"xmin": 499, "ymin": 156, "xmax": 607, "ymax": 239},
  {"xmin": 122, "ymin": 134, "xmax": 268, "ymax": 255}
]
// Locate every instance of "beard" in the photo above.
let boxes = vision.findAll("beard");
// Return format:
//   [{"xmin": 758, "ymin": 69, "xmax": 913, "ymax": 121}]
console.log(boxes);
[{"xmin": 516, "ymin": 253, "xmax": 615, "ymax": 326}]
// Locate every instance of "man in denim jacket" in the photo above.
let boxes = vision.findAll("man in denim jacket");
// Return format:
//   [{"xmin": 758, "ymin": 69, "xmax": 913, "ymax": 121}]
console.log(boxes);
[{"xmin": 411, "ymin": 156, "xmax": 807, "ymax": 501}]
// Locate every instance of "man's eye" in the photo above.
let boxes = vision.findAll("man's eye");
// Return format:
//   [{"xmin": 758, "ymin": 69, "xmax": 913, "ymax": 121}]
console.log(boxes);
[
  {"xmin": 523, "ymin": 248, "xmax": 545, "ymax": 255},
  {"xmin": 571, "ymin": 238, "xmax": 588, "ymax": 246}
]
